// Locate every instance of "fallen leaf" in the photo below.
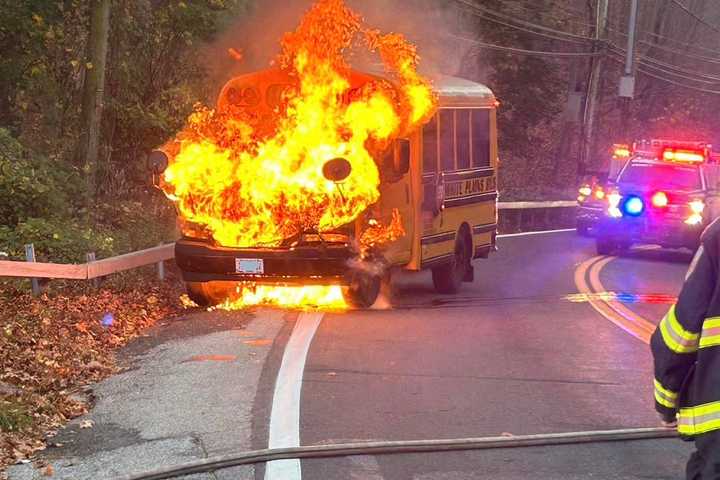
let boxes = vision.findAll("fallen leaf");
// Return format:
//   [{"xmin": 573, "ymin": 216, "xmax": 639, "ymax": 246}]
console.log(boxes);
[
  {"xmin": 79, "ymin": 420, "xmax": 93, "ymax": 429},
  {"xmin": 43, "ymin": 464, "xmax": 54, "ymax": 476}
]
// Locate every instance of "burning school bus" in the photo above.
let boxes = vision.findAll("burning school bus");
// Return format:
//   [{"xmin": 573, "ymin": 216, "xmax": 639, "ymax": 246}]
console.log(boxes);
[{"xmin": 149, "ymin": 0, "xmax": 498, "ymax": 309}]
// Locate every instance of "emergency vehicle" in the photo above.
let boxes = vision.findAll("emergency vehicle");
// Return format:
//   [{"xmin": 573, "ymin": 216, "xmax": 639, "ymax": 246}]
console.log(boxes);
[
  {"xmin": 151, "ymin": 70, "xmax": 499, "ymax": 307},
  {"xmin": 593, "ymin": 139, "xmax": 720, "ymax": 255},
  {"xmin": 576, "ymin": 144, "xmax": 629, "ymax": 236}
]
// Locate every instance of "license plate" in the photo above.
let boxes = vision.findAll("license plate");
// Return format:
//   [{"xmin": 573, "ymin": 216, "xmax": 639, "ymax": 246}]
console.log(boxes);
[{"xmin": 235, "ymin": 258, "xmax": 264, "ymax": 274}]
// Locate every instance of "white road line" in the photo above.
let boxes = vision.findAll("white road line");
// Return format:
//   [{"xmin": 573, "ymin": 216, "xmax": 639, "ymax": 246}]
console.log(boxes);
[
  {"xmin": 497, "ymin": 228, "xmax": 576, "ymax": 238},
  {"xmin": 265, "ymin": 312, "xmax": 324, "ymax": 480}
]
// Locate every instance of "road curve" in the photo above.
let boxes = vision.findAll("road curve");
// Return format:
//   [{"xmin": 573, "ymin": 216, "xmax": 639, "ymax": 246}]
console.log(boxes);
[{"xmin": 258, "ymin": 232, "xmax": 695, "ymax": 479}]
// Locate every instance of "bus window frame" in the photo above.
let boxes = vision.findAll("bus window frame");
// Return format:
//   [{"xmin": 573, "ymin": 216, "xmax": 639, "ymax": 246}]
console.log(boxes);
[
  {"xmin": 455, "ymin": 109, "xmax": 471, "ymax": 170},
  {"xmin": 422, "ymin": 114, "xmax": 439, "ymax": 174},
  {"xmin": 471, "ymin": 108, "xmax": 491, "ymax": 169},
  {"xmin": 439, "ymin": 109, "xmax": 456, "ymax": 173}
]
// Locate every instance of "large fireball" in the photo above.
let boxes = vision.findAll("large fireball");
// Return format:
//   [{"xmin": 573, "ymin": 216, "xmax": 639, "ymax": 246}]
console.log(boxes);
[{"xmin": 160, "ymin": 0, "xmax": 436, "ymax": 249}]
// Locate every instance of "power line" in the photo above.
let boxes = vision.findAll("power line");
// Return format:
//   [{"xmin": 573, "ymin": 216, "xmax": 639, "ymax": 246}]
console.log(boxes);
[
  {"xmin": 668, "ymin": 0, "xmax": 720, "ymax": 35},
  {"xmin": 457, "ymin": 7, "xmax": 592, "ymax": 45},
  {"xmin": 638, "ymin": 39, "xmax": 720, "ymax": 66},
  {"xmin": 608, "ymin": 43, "xmax": 720, "ymax": 84},
  {"xmin": 454, "ymin": 0, "xmax": 594, "ymax": 42},
  {"xmin": 639, "ymin": 66, "xmax": 720, "ymax": 94},
  {"xmin": 609, "ymin": 24, "xmax": 720, "ymax": 60},
  {"xmin": 449, "ymin": 33, "xmax": 601, "ymax": 58},
  {"xmin": 607, "ymin": 51, "xmax": 720, "ymax": 94},
  {"xmin": 640, "ymin": 29, "xmax": 720, "ymax": 57},
  {"xmin": 510, "ymin": 1, "xmax": 597, "ymax": 31}
]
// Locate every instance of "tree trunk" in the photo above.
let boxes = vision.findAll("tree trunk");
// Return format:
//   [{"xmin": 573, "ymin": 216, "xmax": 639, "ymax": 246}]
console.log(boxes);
[{"xmin": 78, "ymin": 0, "xmax": 111, "ymax": 217}]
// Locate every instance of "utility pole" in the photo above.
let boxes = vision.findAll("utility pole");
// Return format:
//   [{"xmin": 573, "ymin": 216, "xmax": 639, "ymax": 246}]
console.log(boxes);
[
  {"xmin": 580, "ymin": 0, "xmax": 609, "ymax": 174},
  {"xmin": 618, "ymin": 0, "xmax": 639, "ymax": 143},
  {"xmin": 79, "ymin": 0, "xmax": 111, "ymax": 216}
]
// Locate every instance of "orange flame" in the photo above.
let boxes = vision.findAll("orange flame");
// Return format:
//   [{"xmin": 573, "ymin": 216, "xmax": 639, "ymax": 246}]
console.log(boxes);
[
  {"xmin": 160, "ymin": 0, "xmax": 436, "ymax": 309},
  {"xmin": 214, "ymin": 284, "xmax": 347, "ymax": 311}
]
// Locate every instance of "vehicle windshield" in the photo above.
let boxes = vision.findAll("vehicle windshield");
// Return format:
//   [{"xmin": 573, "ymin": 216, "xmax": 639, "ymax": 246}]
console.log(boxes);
[{"xmin": 617, "ymin": 160, "xmax": 701, "ymax": 190}]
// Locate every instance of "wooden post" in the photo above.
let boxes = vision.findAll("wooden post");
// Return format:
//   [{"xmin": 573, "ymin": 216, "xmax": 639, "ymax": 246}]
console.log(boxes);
[
  {"xmin": 157, "ymin": 244, "xmax": 165, "ymax": 281},
  {"xmin": 24, "ymin": 244, "xmax": 41, "ymax": 296},
  {"xmin": 87, "ymin": 252, "xmax": 98, "ymax": 288}
]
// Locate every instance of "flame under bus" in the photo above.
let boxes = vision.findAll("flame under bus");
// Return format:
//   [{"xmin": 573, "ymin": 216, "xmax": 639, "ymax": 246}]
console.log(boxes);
[{"xmin": 170, "ymin": 69, "xmax": 498, "ymax": 308}]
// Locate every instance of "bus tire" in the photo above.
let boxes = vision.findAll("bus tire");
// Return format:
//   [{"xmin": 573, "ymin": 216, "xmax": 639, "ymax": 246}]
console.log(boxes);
[
  {"xmin": 343, "ymin": 271, "xmax": 381, "ymax": 309},
  {"xmin": 432, "ymin": 229, "xmax": 471, "ymax": 294},
  {"xmin": 185, "ymin": 281, "xmax": 213, "ymax": 307}
]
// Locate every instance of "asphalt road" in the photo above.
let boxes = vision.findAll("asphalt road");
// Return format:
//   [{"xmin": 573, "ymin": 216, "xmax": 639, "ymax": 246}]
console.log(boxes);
[{"xmin": 8, "ymin": 231, "xmax": 697, "ymax": 480}]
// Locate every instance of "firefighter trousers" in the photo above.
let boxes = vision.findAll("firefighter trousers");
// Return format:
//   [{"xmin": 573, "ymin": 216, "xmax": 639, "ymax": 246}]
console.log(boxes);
[{"xmin": 687, "ymin": 431, "xmax": 720, "ymax": 479}]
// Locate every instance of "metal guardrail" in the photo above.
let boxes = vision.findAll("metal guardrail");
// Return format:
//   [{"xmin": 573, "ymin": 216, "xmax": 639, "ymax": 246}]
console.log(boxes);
[
  {"xmin": 498, "ymin": 200, "xmax": 576, "ymax": 209},
  {"xmin": 0, "ymin": 201, "xmax": 577, "ymax": 283},
  {"xmin": 0, "ymin": 244, "xmax": 174, "ymax": 280}
]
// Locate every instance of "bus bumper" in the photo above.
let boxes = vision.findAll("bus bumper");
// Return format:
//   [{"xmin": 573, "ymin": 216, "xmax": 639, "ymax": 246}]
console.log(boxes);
[{"xmin": 175, "ymin": 239, "xmax": 354, "ymax": 284}]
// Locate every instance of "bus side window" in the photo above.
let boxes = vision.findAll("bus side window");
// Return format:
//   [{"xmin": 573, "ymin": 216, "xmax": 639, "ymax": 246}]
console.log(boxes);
[
  {"xmin": 456, "ymin": 110, "xmax": 470, "ymax": 170},
  {"xmin": 397, "ymin": 139, "xmax": 410, "ymax": 175},
  {"xmin": 439, "ymin": 109, "xmax": 455, "ymax": 172},
  {"xmin": 471, "ymin": 109, "xmax": 490, "ymax": 168},
  {"xmin": 423, "ymin": 115, "xmax": 438, "ymax": 174}
]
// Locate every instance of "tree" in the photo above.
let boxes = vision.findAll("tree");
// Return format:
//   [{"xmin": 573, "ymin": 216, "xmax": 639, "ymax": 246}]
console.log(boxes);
[{"xmin": 78, "ymin": 0, "xmax": 111, "ymax": 213}]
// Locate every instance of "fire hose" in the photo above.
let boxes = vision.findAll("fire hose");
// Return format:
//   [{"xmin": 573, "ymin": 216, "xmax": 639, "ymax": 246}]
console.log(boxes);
[{"xmin": 116, "ymin": 427, "xmax": 678, "ymax": 480}]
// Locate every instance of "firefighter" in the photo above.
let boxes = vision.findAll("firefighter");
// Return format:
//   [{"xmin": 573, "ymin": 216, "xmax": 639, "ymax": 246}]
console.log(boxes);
[{"xmin": 651, "ymin": 218, "xmax": 720, "ymax": 479}]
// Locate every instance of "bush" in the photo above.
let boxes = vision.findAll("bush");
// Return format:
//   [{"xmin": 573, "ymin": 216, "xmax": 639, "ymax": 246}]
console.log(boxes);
[
  {"xmin": 0, "ymin": 217, "xmax": 117, "ymax": 263},
  {"xmin": 0, "ymin": 128, "xmax": 80, "ymax": 226}
]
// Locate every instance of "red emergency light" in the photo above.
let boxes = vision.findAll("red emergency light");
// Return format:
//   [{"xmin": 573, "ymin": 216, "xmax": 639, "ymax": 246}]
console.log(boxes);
[{"xmin": 651, "ymin": 191, "xmax": 668, "ymax": 208}]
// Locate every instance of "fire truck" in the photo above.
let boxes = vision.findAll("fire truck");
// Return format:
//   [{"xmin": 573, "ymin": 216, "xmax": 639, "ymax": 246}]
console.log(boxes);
[{"xmin": 592, "ymin": 139, "xmax": 720, "ymax": 255}]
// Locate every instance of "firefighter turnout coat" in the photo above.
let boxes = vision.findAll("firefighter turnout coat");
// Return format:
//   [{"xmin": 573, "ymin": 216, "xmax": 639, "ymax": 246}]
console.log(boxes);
[{"xmin": 652, "ymin": 219, "xmax": 720, "ymax": 437}]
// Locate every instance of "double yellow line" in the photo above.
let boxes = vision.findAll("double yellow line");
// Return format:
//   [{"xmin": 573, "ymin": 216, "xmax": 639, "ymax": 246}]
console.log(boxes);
[{"xmin": 574, "ymin": 255, "xmax": 657, "ymax": 344}]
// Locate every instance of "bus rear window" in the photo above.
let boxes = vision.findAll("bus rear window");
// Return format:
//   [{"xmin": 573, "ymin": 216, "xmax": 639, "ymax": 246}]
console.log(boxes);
[
  {"xmin": 472, "ymin": 109, "xmax": 490, "ymax": 168},
  {"xmin": 618, "ymin": 162, "xmax": 701, "ymax": 191},
  {"xmin": 456, "ymin": 110, "xmax": 471, "ymax": 170}
]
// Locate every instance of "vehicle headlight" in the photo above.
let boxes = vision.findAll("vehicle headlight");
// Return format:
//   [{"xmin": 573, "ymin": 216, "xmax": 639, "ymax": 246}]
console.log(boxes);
[
  {"xmin": 607, "ymin": 192, "xmax": 623, "ymax": 218},
  {"xmin": 690, "ymin": 200, "xmax": 705, "ymax": 214},
  {"xmin": 608, "ymin": 192, "xmax": 622, "ymax": 208},
  {"xmin": 178, "ymin": 218, "xmax": 212, "ymax": 240}
]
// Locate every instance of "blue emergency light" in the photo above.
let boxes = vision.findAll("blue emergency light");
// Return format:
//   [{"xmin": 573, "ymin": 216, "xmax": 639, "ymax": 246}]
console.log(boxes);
[{"xmin": 623, "ymin": 196, "xmax": 644, "ymax": 216}]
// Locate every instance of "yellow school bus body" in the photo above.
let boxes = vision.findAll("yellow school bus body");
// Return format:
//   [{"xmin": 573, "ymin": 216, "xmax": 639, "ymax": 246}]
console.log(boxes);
[{"xmin": 378, "ymin": 76, "xmax": 498, "ymax": 274}]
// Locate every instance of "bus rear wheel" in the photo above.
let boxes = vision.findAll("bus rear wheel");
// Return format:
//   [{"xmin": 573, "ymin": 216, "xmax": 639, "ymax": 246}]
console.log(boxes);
[{"xmin": 432, "ymin": 231, "xmax": 471, "ymax": 294}]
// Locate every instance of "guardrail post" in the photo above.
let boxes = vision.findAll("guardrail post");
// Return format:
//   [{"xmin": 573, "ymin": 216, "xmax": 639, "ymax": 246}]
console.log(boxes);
[
  {"xmin": 24, "ymin": 244, "xmax": 41, "ymax": 296},
  {"xmin": 157, "ymin": 244, "xmax": 165, "ymax": 281},
  {"xmin": 87, "ymin": 252, "xmax": 98, "ymax": 288}
]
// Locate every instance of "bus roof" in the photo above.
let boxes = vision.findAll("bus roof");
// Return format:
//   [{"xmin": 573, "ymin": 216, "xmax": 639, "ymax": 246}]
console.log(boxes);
[{"xmin": 432, "ymin": 75, "xmax": 496, "ymax": 105}]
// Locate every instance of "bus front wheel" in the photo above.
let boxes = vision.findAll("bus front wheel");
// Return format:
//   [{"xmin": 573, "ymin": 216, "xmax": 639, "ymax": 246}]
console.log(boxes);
[
  {"xmin": 343, "ymin": 271, "xmax": 381, "ymax": 309},
  {"xmin": 185, "ymin": 281, "xmax": 213, "ymax": 307},
  {"xmin": 432, "ymin": 231, "xmax": 471, "ymax": 294}
]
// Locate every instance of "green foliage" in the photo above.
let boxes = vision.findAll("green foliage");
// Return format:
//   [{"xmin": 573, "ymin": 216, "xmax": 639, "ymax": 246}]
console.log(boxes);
[
  {"xmin": 0, "ymin": 217, "xmax": 116, "ymax": 263},
  {"xmin": 0, "ymin": 128, "xmax": 80, "ymax": 226},
  {"xmin": 0, "ymin": 0, "xmax": 248, "ymax": 263},
  {"xmin": 0, "ymin": 399, "xmax": 32, "ymax": 433}
]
